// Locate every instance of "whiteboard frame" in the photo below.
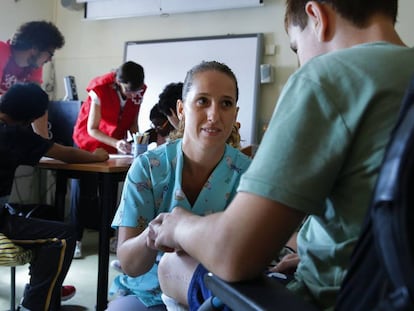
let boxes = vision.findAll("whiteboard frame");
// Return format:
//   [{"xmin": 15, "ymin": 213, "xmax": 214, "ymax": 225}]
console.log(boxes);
[
  {"xmin": 124, "ymin": 33, "xmax": 263, "ymax": 146},
  {"xmin": 84, "ymin": 0, "xmax": 263, "ymax": 20}
]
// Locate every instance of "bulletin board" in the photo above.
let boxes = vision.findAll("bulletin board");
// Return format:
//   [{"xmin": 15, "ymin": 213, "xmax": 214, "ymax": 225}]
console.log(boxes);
[{"xmin": 124, "ymin": 33, "xmax": 263, "ymax": 146}]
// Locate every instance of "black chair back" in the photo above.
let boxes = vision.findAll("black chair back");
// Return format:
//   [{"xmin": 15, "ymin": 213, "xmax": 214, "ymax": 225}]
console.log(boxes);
[{"xmin": 47, "ymin": 100, "xmax": 81, "ymax": 146}]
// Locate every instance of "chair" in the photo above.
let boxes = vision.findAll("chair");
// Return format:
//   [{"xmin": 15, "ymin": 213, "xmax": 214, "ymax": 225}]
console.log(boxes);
[
  {"xmin": 47, "ymin": 100, "xmax": 81, "ymax": 146},
  {"xmin": 199, "ymin": 77, "xmax": 414, "ymax": 311},
  {"xmin": 1, "ymin": 203, "xmax": 57, "ymax": 311},
  {"xmin": 0, "ymin": 233, "xmax": 32, "ymax": 311}
]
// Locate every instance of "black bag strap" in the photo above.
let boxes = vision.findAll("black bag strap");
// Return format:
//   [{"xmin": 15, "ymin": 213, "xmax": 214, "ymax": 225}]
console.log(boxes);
[{"xmin": 371, "ymin": 75, "xmax": 414, "ymax": 308}]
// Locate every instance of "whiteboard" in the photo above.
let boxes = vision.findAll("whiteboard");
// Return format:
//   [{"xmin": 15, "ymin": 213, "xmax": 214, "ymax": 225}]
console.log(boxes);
[{"xmin": 124, "ymin": 33, "xmax": 263, "ymax": 147}]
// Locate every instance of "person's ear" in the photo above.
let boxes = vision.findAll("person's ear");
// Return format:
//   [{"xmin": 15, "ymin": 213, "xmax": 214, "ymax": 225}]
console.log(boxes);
[
  {"xmin": 305, "ymin": 1, "xmax": 329, "ymax": 42},
  {"xmin": 177, "ymin": 99, "xmax": 184, "ymax": 121}
]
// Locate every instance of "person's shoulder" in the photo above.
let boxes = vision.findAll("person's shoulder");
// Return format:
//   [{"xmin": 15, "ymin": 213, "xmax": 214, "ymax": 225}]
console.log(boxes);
[
  {"xmin": 0, "ymin": 41, "xmax": 9, "ymax": 50},
  {"xmin": 0, "ymin": 41, "xmax": 11, "ymax": 60},
  {"xmin": 87, "ymin": 72, "xmax": 115, "ymax": 91},
  {"xmin": 0, "ymin": 41, "xmax": 8, "ymax": 48},
  {"xmin": 4, "ymin": 124, "xmax": 52, "ymax": 148},
  {"xmin": 225, "ymin": 145, "xmax": 252, "ymax": 167},
  {"xmin": 136, "ymin": 140, "xmax": 174, "ymax": 161},
  {"xmin": 146, "ymin": 139, "xmax": 182, "ymax": 166},
  {"xmin": 131, "ymin": 141, "xmax": 174, "ymax": 173},
  {"xmin": 152, "ymin": 139, "xmax": 179, "ymax": 157}
]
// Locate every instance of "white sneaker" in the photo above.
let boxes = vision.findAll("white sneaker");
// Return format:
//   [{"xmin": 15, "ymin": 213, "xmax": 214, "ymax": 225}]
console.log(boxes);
[
  {"xmin": 74, "ymin": 241, "xmax": 82, "ymax": 259},
  {"xmin": 110, "ymin": 259, "xmax": 123, "ymax": 273}
]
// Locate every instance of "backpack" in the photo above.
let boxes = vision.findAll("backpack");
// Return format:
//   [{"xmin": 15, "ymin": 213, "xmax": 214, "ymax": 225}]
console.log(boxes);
[{"xmin": 336, "ymin": 76, "xmax": 414, "ymax": 311}]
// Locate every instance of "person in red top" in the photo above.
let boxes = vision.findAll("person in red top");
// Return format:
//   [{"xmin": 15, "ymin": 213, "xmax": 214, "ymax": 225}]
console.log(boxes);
[
  {"xmin": 73, "ymin": 61, "xmax": 146, "ymax": 154},
  {"xmin": 0, "ymin": 20, "xmax": 65, "ymax": 138},
  {"xmin": 71, "ymin": 61, "xmax": 147, "ymax": 258}
]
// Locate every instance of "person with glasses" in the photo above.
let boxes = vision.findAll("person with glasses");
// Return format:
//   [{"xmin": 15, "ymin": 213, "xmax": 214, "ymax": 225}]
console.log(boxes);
[
  {"xmin": 71, "ymin": 61, "xmax": 147, "ymax": 259},
  {"xmin": 144, "ymin": 104, "xmax": 175, "ymax": 147},
  {"xmin": 151, "ymin": 118, "xmax": 169, "ymax": 131},
  {"xmin": 73, "ymin": 61, "xmax": 146, "ymax": 155},
  {"xmin": 0, "ymin": 20, "xmax": 65, "ymax": 138},
  {"xmin": 143, "ymin": 82, "xmax": 184, "ymax": 148},
  {"xmin": 0, "ymin": 20, "xmax": 79, "ymax": 303}
]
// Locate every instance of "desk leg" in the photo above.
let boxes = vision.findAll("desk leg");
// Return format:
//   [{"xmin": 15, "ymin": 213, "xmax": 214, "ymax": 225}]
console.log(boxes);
[
  {"xmin": 96, "ymin": 174, "xmax": 117, "ymax": 311},
  {"xmin": 55, "ymin": 171, "xmax": 68, "ymax": 221}
]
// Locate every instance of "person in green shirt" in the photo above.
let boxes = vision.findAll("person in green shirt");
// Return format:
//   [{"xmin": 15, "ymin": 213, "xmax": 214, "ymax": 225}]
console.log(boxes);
[{"xmin": 148, "ymin": 1, "xmax": 414, "ymax": 310}]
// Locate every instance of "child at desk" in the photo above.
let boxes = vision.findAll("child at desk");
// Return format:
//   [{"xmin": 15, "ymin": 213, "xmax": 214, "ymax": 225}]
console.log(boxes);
[
  {"xmin": 145, "ymin": 104, "xmax": 176, "ymax": 147},
  {"xmin": 0, "ymin": 82, "xmax": 108, "ymax": 311}
]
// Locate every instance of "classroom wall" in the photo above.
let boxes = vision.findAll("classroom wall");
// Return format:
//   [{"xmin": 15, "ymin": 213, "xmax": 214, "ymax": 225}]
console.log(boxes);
[{"xmin": 1, "ymin": 0, "xmax": 414, "ymax": 138}]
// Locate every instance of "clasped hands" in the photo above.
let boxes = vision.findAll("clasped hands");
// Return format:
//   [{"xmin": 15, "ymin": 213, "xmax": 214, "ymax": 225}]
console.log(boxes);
[
  {"xmin": 147, "ymin": 207, "xmax": 190, "ymax": 253},
  {"xmin": 147, "ymin": 207, "xmax": 301, "ymax": 275}
]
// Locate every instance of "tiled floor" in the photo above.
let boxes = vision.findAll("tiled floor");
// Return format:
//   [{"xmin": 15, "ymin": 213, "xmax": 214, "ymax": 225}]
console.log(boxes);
[{"xmin": 0, "ymin": 230, "xmax": 118, "ymax": 311}]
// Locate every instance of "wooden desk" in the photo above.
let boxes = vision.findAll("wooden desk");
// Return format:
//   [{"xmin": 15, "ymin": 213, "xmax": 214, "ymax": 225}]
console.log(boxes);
[{"xmin": 38, "ymin": 155, "xmax": 133, "ymax": 311}]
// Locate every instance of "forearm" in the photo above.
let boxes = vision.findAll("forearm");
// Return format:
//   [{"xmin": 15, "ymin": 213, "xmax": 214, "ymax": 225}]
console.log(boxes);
[
  {"xmin": 45, "ymin": 144, "xmax": 108, "ymax": 163},
  {"xmin": 87, "ymin": 128, "xmax": 118, "ymax": 149},
  {"xmin": 154, "ymin": 193, "xmax": 305, "ymax": 282},
  {"xmin": 118, "ymin": 227, "xmax": 158, "ymax": 277},
  {"xmin": 170, "ymin": 211, "xmax": 268, "ymax": 281},
  {"xmin": 62, "ymin": 147, "xmax": 103, "ymax": 163}
]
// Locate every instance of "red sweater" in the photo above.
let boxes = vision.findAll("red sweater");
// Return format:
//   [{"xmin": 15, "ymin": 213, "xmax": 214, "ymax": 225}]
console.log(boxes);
[{"xmin": 0, "ymin": 40, "xmax": 43, "ymax": 95}]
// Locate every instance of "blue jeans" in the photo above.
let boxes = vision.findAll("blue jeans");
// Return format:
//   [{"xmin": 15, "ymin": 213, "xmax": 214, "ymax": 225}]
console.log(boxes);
[{"xmin": 70, "ymin": 175, "xmax": 99, "ymax": 241}]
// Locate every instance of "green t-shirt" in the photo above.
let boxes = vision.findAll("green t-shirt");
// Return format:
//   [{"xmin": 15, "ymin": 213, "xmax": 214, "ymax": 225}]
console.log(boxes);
[{"xmin": 238, "ymin": 42, "xmax": 414, "ymax": 310}]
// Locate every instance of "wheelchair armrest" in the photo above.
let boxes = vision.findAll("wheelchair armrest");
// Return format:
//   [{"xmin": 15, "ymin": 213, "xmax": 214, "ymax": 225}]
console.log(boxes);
[{"xmin": 203, "ymin": 273, "xmax": 319, "ymax": 311}]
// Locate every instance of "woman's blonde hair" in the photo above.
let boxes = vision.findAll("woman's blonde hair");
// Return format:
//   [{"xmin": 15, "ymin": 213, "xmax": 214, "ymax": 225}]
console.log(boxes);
[{"xmin": 168, "ymin": 61, "xmax": 241, "ymax": 149}]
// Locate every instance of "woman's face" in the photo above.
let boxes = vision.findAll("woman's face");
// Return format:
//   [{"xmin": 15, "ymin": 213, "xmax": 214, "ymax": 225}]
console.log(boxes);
[{"xmin": 178, "ymin": 70, "xmax": 238, "ymax": 149}]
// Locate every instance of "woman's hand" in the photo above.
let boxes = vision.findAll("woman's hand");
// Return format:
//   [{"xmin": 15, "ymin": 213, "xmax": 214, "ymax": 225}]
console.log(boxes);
[
  {"xmin": 116, "ymin": 139, "xmax": 132, "ymax": 154},
  {"xmin": 148, "ymin": 208, "xmax": 194, "ymax": 252}
]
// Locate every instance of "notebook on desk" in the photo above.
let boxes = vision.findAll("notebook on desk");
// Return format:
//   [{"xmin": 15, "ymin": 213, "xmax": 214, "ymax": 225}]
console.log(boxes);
[{"xmin": 47, "ymin": 100, "xmax": 81, "ymax": 146}]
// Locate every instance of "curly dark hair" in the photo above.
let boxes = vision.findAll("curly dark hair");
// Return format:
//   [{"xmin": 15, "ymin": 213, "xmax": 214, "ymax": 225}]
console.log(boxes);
[
  {"xmin": 157, "ymin": 82, "xmax": 183, "ymax": 117},
  {"xmin": 10, "ymin": 20, "xmax": 65, "ymax": 51},
  {"xmin": 149, "ymin": 104, "xmax": 166, "ymax": 121}
]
